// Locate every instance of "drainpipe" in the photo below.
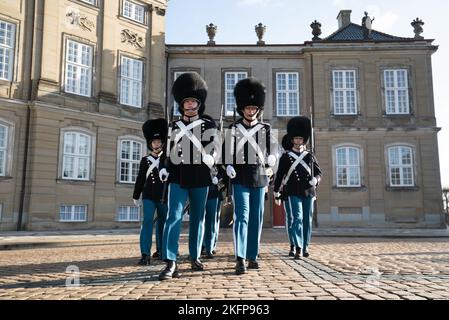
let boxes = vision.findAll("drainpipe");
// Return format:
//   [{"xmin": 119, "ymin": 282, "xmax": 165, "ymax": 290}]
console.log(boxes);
[
  {"xmin": 17, "ymin": 0, "xmax": 36, "ymax": 231},
  {"xmin": 310, "ymin": 53, "xmax": 318, "ymax": 229}
]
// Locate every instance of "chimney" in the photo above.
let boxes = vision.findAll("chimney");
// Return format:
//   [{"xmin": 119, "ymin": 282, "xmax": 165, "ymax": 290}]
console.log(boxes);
[{"xmin": 337, "ymin": 10, "xmax": 352, "ymax": 29}]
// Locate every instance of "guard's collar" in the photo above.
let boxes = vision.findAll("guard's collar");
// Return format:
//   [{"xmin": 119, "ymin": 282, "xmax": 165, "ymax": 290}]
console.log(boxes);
[
  {"xmin": 182, "ymin": 114, "xmax": 200, "ymax": 123},
  {"xmin": 242, "ymin": 117, "xmax": 259, "ymax": 127}
]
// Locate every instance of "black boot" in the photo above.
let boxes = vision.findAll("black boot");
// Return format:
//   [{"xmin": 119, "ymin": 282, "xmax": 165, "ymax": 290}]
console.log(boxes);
[
  {"xmin": 205, "ymin": 251, "xmax": 214, "ymax": 259},
  {"xmin": 288, "ymin": 245, "xmax": 295, "ymax": 257},
  {"xmin": 303, "ymin": 248, "xmax": 309, "ymax": 258},
  {"xmin": 137, "ymin": 254, "xmax": 150, "ymax": 266},
  {"xmin": 248, "ymin": 260, "xmax": 260, "ymax": 269},
  {"xmin": 235, "ymin": 257, "xmax": 246, "ymax": 275},
  {"xmin": 158, "ymin": 260, "xmax": 179, "ymax": 280},
  {"xmin": 294, "ymin": 247, "xmax": 301, "ymax": 260},
  {"xmin": 191, "ymin": 259, "xmax": 204, "ymax": 271},
  {"xmin": 152, "ymin": 250, "xmax": 160, "ymax": 259}
]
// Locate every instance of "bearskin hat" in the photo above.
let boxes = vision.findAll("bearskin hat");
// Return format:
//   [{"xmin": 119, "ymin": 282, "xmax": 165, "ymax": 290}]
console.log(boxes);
[
  {"xmin": 287, "ymin": 116, "xmax": 311, "ymax": 144},
  {"xmin": 233, "ymin": 77, "xmax": 266, "ymax": 117},
  {"xmin": 172, "ymin": 72, "xmax": 207, "ymax": 115},
  {"xmin": 142, "ymin": 118, "xmax": 168, "ymax": 149},
  {"xmin": 281, "ymin": 134, "xmax": 293, "ymax": 151}
]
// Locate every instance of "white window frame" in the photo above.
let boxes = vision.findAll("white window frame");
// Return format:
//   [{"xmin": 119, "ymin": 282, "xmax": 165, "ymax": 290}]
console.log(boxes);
[
  {"xmin": 59, "ymin": 205, "xmax": 88, "ymax": 222},
  {"xmin": 80, "ymin": 0, "xmax": 97, "ymax": 6},
  {"xmin": 387, "ymin": 145, "xmax": 415, "ymax": 187},
  {"xmin": 224, "ymin": 71, "xmax": 248, "ymax": 116},
  {"xmin": 62, "ymin": 131, "xmax": 92, "ymax": 181},
  {"xmin": 335, "ymin": 146, "xmax": 361, "ymax": 187},
  {"xmin": 120, "ymin": 56, "xmax": 143, "ymax": 108},
  {"xmin": 117, "ymin": 205, "xmax": 140, "ymax": 222},
  {"xmin": 0, "ymin": 124, "xmax": 8, "ymax": 176},
  {"xmin": 122, "ymin": 0, "xmax": 146, "ymax": 24},
  {"xmin": 384, "ymin": 69, "xmax": 410, "ymax": 115},
  {"xmin": 332, "ymin": 70, "xmax": 357, "ymax": 115},
  {"xmin": 276, "ymin": 72, "xmax": 299, "ymax": 116},
  {"xmin": 118, "ymin": 137, "xmax": 143, "ymax": 183},
  {"xmin": 65, "ymin": 39, "xmax": 93, "ymax": 97},
  {"xmin": 0, "ymin": 20, "xmax": 16, "ymax": 81}
]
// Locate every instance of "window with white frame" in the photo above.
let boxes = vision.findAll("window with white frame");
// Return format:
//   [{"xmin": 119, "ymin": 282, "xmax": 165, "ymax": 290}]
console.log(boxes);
[
  {"xmin": 333, "ymin": 70, "xmax": 357, "ymax": 115},
  {"xmin": 117, "ymin": 206, "xmax": 140, "ymax": 222},
  {"xmin": 119, "ymin": 139, "xmax": 142, "ymax": 183},
  {"xmin": 336, "ymin": 146, "xmax": 361, "ymax": 187},
  {"xmin": 225, "ymin": 72, "xmax": 247, "ymax": 116},
  {"xmin": 384, "ymin": 69, "xmax": 410, "ymax": 114},
  {"xmin": 0, "ymin": 20, "xmax": 16, "ymax": 81},
  {"xmin": 122, "ymin": 0, "xmax": 146, "ymax": 24},
  {"xmin": 65, "ymin": 40, "xmax": 93, "ymax": 97},
  {"xmin": 59, "ymin": 205, "xmax": 87, "ymax": 222},
  {"xmin": 120, "ymin": 56, "xmax": 143, "ymax": 108},
  {"xmin": 388, "ymin": 146, "xmax": 414, "ymax": 186},
  {"xmin": 276, "ymin": 72, "xmax": 299, "ymax": 116},
  {"xmin": 62, "ymin": 132, "xmax": 91, "ymax": 180},
  {"xmin": 0, "ymin": 124, "xmax": 7, "ymax": 176},
  {"xmin": 80, "ymin": 0, "xmax": 97, "ymax": 5}
]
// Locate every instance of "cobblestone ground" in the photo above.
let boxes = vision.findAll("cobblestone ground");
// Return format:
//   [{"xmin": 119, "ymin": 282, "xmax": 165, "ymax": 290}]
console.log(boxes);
[{"xmin": 1, "ymin": 229, "xmax": 449, "ymax": 300}]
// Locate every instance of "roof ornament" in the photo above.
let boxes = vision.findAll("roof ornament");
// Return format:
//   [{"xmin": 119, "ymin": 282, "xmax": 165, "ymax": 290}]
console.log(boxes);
[{"xmin": 362, "ymin": 11, "xmax": 375, "ymax": 39}]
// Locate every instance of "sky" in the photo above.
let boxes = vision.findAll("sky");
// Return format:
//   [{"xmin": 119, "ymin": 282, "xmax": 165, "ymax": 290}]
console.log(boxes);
[{"xmin": 165, "ymin": 0, "xmax": 449, "ymax": 188}]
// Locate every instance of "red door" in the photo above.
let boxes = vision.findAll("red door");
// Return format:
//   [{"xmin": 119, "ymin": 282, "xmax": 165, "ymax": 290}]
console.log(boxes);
[{"xmin": 272, "ymin": 195, "xmax": 286, "ymax": 227}]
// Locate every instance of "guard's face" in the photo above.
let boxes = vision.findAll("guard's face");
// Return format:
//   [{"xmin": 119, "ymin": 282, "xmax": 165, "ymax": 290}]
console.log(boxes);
[
  {"xmin": 243, "ymin": 105, "xmax": 259, "ymax": 120},
  {"xmin": 183, "ymin": 98, "xmax": 200, "ymax": 117},
  {"xmin": 151, "ymin": 139, "xmax": 162, "ymax": 151},
  {"xmin": 292, "ymin": 137, "xmax": 304, "ymax": 147}
]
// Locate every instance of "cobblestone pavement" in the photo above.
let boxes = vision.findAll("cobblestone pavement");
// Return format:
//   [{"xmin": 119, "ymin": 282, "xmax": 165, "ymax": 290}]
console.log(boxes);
[{"xmin": 1, "ymin": 228, "xmax": 449, "ymax": 300}]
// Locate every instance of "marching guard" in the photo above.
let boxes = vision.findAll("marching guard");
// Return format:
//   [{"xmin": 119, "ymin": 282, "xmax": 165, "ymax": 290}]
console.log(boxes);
[
  {"xmin": 277, "ymin": 134, "xmax": 296, "ymax": 257},
  {"xmin": 225, "ymin": 77, "xmax": 278, "ymax": 275},
  {"xmin": 133, "ymin": 118, "xmax": 168, "ymax": 266},
  {"xmin": 158, "ymin": 72, "xmax": 218, "ymax": 280},
  {"xmin": 273, "ymin": 116, "xmax": 322, "ymax": 259}
]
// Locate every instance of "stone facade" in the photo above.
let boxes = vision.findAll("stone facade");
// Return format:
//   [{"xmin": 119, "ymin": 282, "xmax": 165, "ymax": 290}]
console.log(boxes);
[
  {"xmin": 0, "ymin": 0, "xmax": 168, "ymax": 231},
  {"xmin": 0, "ymin": 4, "xmax": 444, "ymax": 230}
]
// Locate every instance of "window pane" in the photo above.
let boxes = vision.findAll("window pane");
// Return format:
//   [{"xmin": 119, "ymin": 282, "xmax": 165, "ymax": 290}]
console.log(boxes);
[
  {"xmin": 132, "ymin": 142, "xmax": 141, "ymax": 160},
  {"xmin": 336, "ymin": 148, "xmax": 346, "ymax": 166},
  {"xmin": 348, "ymin": 148, "xmax": 359, "ymax": 165},
  {"xmin": 0, "ymin": 125, "xmax": 6, "ymax": 148}
]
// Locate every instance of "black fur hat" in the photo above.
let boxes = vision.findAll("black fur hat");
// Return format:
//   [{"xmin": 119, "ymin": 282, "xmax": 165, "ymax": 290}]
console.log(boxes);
[
  {"xmin": 233, "ymin": 77, "xmax": 266, "ymax": 117},
  {"xmin": 142, "ymin": 118, "xmax": 168, "ymax": 149},
  {"xmin": 172, "ymin": 72, "xmax": 207, "ymax": 115},
  {"xmin": 281, "ymin": 134, "xmax": 293, "ymax": 151},
  {"xmin": 287, "ymin": 116, "xmax": 311, "ymax": 144}
]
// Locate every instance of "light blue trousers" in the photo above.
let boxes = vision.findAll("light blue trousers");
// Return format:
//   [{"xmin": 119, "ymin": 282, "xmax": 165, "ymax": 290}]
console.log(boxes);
[
  {"xmin": 203, "ymin": 197, "xmax": 221, "ymax": 253},
  {"xmin": 232, "ymin": 184, "xmax": 265, "ymax": 261},
  {"xmin": 162, "ymin": 183, "xmax": 209, "ymax": 261},
  {"xmin": 287, "ymin": 195, "xmax": 314, "ymax": 250},
  {"xmin": 140, "ymin": 199, "xmax": 167, "ymax": 256},
  {"xmin": 283, "ymin": 200, "xmax": 295, "ymax": 246}
]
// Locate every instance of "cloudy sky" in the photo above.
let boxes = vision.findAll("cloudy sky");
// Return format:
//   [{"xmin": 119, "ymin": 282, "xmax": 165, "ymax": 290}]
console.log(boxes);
[{"xmin": 166, "ymin": 0, "xmax": 449, "ymax": 187}]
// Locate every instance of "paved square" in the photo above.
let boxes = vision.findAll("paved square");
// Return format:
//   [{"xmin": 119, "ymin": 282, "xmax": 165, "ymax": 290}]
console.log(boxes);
[{"xmin": 1, "ymin": 229, "xmax": 449, "ymax": 300}]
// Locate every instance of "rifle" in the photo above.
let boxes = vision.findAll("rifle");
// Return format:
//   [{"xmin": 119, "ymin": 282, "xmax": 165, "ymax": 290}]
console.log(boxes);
[
  {"xmin": 309, "ymin": 105, "xmax": 318, "ymax": 228},
  {"xmin": 160, "ymin": 103, "xmax": 175, "ymax": 202}
]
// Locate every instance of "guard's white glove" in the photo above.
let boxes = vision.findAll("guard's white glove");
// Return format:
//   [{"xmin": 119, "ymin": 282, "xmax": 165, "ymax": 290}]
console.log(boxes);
[
  {"xmin": 267, "ymin": 154, "xmax": 276, "ymax": 167},
  {"xmin": 273, "ymin": 192, "xmax": 282, "ymax": 206},
  {"xmin": 159, "ymin": 168, "xmax": 169, "ymax": 182},
  {"xmin": 133, "ymin": 199, "xmax": 140, "ymax": 207},
  {"xmin": 203, "ymin": 154, "xmax": 215, "ymax": 168},
  {"xmin": 212, "ymin": 176, "xmax": 218, "ymax": 185},
  {"xmin": 309, "ymin": 177, "xmax": 318, "ymax": 186},
  {"xmin": 226, "ymin": 165, "xmax": 236, "ymax": 179}
]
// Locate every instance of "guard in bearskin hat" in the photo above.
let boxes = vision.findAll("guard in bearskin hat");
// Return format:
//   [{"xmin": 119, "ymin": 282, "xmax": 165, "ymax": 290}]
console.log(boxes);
[
  {"xmin": 277, "ymin": 134, "xmax": 295, "ymax": 257},
  {"xmin": 273, "ymin": 116, "xmax": 322, "ymax": 259},
  {"xmin": 133, "ymin": 118, "xmax": 168, "ymax": 266},
  {"xmin": 158, "ymin": 73, "xmax": 218, "ymax": 280},
  {"xmin": 225, "ymin": 77, "xmax": 279, "ymax": 275}
]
